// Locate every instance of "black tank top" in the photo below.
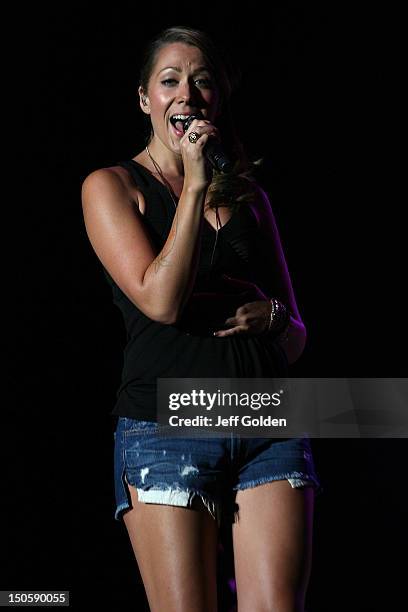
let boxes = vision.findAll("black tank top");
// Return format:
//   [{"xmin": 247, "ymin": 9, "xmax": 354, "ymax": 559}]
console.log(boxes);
[{"xmin": 103, "ymin": 159, "xmax": 289, "ymax": 420}]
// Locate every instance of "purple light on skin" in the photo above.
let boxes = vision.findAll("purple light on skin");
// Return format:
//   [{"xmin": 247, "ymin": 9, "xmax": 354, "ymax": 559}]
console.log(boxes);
[{"xmin": 228, "ymin": 578, "xmax": 237, "ymax": 593}]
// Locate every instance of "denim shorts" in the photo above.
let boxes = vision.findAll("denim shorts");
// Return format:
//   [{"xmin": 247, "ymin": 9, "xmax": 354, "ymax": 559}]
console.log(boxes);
[{"xmin": 113, "ymin": 417, "xmax": 322, "ymax": 527}]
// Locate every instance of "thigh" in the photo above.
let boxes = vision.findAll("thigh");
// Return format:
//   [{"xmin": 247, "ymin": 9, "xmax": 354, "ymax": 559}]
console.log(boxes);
[
  {"xmin": 232, "ymin": 480, "xmax": 315, "ymax": 612},
  {"xmin": 123, "ymin": 479, "xmax": 218, "ymax": 612},
  {"xmin": 115, "ymin": 418, "xmax": 225, "ymax": 611}
]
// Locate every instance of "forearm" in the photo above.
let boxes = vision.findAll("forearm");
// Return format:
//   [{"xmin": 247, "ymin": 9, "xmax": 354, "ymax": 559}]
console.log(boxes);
[
  {"xmin": 276, "ymin": 315, "xmax": 306, "ymax": 365},
  {"xmin": 141, "ymin": 186, "xmax": 206, "ymax": 323}
]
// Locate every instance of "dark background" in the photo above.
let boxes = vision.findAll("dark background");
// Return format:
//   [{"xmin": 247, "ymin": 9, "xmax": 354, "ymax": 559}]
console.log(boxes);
[{"xmin": 4, "ymin": 3, "xmax": 406, "ymax": 611}]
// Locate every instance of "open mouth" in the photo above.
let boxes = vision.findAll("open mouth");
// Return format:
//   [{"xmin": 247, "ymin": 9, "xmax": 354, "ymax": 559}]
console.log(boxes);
[
  {"xmin": 169, "ymin": 113, "xmax": 205, "ymax": 137},
  {"xmin": 169, "ymin": 114, "xmax": 195, "ymax": 133}
]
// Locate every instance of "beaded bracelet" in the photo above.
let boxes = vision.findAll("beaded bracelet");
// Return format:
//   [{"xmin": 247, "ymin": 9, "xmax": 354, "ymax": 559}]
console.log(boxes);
[
  {"xmin": 268, "ymin": 298, "xmax": 288, "ymax": 332},
  {"xmin": 267, "ymin": 298, "xmax": 291, "ymax": 341}
]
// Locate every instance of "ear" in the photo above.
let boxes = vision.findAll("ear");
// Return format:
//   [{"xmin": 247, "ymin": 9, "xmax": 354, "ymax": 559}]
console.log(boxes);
[{"xmin": 138, "ymin": 86, "xmax": 150, "ymax": 114}]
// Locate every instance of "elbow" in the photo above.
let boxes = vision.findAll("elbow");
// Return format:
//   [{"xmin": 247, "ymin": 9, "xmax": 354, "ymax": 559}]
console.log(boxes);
[
  {"xmin": 132, "ymin": 285, "xmax": 180, "ymax": 325},
  {"xmin": 144, "ymin": 302, "xmax": 180, "ymax": 325},
  {"xmin": 143, "ymin": 306, "xmax": 178, "ymax": 325},
  {"xmin": 297, "ymin": 323, "xmax": 307, "ymax": 358},
  {"xmin": 137, "ymin": 276, "xmax": 182, "ymax": 325},
  {"xmin": 155, "ymin": 312, "xmax": 178, "ymax": 325},
  {"xmin": 283, "ymin": 321, "xmax": 307, "ymax": 365},
  {"xmin": 160, "ymin": 305, "xmax": 185, "ymax": 325},
  {"xmin": 157, "ymin": 305, "xmax": 188, "ymax": 326},
  {"xmin": 125, "ymin": 293, "xmax": 178, "ymax": 325},
  {"xmin": 145, "ymin": 292, "xmax": 188, "ymax": 325}
]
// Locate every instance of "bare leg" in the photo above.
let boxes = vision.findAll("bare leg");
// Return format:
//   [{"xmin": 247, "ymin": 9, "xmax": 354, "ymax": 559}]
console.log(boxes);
[
  {"xmin": 232, "ymin": 480, "xmax": 315, "ymax": 612},
  {"xmin": 122, "ymin": 479, "xmax": 219, "ymax": 612}
]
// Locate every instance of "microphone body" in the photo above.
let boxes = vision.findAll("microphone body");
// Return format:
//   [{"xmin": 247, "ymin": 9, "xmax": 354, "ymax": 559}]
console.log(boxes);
[{"xmin": 182, "ymin": 114, "xmax": 233, "ymax": 173}]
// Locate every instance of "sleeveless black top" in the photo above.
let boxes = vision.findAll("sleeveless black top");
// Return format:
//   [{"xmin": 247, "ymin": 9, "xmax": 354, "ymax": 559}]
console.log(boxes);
[{"xmin": 103, "ymin": 159, "xmax": 289, "ymax": 420}]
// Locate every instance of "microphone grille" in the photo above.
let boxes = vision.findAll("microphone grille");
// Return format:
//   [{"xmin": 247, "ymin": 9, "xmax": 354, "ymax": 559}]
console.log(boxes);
[{"xmin": 182, "ymin": 112, "xmax": 204, "ymax": 132}]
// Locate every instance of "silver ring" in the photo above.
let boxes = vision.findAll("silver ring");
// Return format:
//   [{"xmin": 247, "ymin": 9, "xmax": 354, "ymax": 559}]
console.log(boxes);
[{"xmin": 188, "ymin": 131, "xmax": 200, "ymax": 144}]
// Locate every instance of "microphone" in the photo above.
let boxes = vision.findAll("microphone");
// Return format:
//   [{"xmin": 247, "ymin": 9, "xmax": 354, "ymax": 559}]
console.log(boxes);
[{"xmin": 182, "ymin": 113, "xmax": 233, "ymax": 173}]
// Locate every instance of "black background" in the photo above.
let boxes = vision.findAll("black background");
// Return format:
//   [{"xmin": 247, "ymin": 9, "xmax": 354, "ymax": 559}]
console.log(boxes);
[{"xmin": 4, "ymin": 3, "xmax": 406, "ymax": 611}]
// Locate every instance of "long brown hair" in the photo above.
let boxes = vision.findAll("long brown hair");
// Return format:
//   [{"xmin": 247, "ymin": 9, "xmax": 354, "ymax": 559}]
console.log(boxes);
[{"xmin": 138, "ymin": 26, "xmax": 260, "ymax": 212}]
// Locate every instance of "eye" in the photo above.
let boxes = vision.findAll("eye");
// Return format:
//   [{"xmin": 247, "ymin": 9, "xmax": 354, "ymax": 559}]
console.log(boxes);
[
  {"xmin": 195, "ymin": 78, "xmax": 213, "ymax": 88},
  {"xmin": 161, "ymin": 79, "xmax": 177, "ymax": 86}
]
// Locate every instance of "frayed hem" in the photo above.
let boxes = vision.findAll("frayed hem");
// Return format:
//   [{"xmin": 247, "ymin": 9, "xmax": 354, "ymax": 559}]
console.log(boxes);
[
  {"xmin": 114, "ymin": 501, "xmax": 130, "ymax": 522},
  {"xmin": 234, "ymin": 471, "xmax": 322, "ymax": 493},
  {"xmin": 136, "ymin": 486, "xmax": 222, "ymax": 527}
]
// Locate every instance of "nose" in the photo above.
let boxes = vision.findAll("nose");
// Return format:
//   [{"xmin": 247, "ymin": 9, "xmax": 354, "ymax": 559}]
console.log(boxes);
[{"xmin": 177, "ymin": 79, "xmax": 200, "ymax": 105}]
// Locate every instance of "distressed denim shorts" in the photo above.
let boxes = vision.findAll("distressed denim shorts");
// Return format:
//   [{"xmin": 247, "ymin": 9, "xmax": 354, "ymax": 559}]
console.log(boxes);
[{"xmin": 113, "ymin": 417, "xmax": 322, "ymax": 527}]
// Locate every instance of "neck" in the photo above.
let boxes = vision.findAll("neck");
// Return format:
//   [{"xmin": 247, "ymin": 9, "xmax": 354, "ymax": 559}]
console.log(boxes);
[{"xmin": 145, "ymin": 139, "xmax": 184, "ymax": 178}]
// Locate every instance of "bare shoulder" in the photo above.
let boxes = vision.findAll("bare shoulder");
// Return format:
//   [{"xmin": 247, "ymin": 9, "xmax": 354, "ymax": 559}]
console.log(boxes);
[
  {"xmin": 81, "ymin": 165, "xmax": 145, "ymax": 214},
  {"xmin": 251, "ymin": 181, "xmax": 272, "ymax": 212},
  {"xmin": 81, "ymin": 166, "xmax": 128, "ymax": 199},
  {"xmin": 244, "ymin": 179, "xmax": 285, "ymax": 246},
  {"xmin": 240, "ymin": 179, "xmax": 272, "ymax": 228}
]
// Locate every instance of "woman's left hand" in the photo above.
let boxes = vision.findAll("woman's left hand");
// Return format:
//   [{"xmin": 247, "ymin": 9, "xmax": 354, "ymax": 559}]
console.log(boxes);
[{"xmin": 213, "ymin": 300, "xmax": 270, "ymax": 337}]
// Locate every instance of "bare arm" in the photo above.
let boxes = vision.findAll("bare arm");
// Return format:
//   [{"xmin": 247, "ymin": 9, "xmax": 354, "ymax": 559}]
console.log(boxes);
[
  {"xmin": 81, "ymin": 169, "xmax": 206, "ymax": 324},
  {"xmin": 253, "ymin": 185, "xmax": 307, "ymax": 364}
]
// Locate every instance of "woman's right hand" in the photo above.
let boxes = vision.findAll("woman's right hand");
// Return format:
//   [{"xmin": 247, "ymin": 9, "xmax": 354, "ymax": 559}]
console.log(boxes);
[{"xmin": 180, "ymin": 118, "xmax": 220, "ymax": 191}]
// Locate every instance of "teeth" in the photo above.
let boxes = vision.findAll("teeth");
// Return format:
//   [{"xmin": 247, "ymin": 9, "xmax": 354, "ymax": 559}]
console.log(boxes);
[
  {"xmin": 170, "ymin": 114, "xmax": 194, "ymax": 130},
  {"xmin": 171, "ymin": 114, "xmax": 191, "ymax": 120}
]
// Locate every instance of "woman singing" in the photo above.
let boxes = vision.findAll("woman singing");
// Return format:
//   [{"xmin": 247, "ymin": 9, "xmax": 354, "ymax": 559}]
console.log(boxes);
[{"xmin": 81, "ymin": 25, "xmax": 321, "ymax": 612}]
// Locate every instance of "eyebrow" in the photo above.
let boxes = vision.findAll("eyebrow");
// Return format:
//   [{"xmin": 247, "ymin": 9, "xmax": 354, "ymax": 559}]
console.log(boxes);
[{"xmin": 158, "ymin": 65, "xmax": 211, "ymax": 75}]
